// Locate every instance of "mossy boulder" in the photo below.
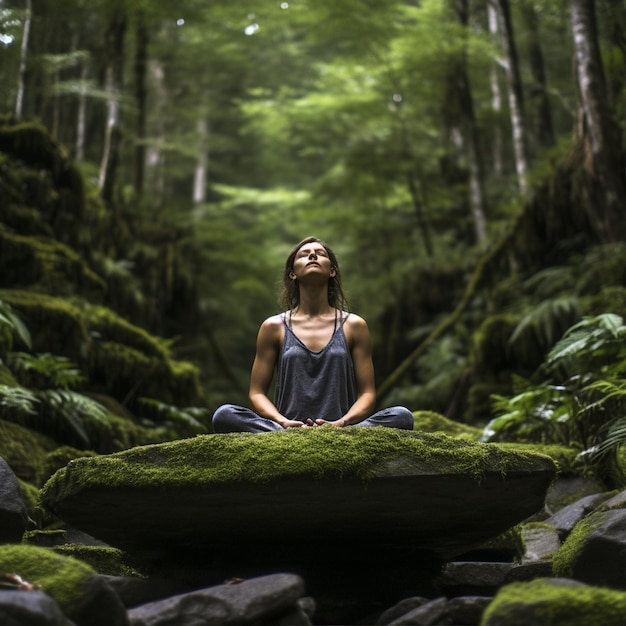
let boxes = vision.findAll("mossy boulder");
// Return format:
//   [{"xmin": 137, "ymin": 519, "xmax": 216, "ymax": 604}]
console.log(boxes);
[
  {"xmin": 552, "ymin": 507, "xmax": 626, "ymax": 589},
  {"xmin": 40, "ymin": 428, "xmax": 556, "ymax": 571},
  {"xmin": 413, "ymin": 410, "xmax": 483, "ymax": 439},
  {"xmin": 481, "ymin": 577, "xmax": 626, "ymax": 626}
]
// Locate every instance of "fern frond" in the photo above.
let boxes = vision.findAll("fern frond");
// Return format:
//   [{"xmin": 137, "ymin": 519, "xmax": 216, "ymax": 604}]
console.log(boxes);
[
  {"xmin": 0, "ymin": 383, "xmax": 39, "ymax": 418},
  {"xmin": 0, "ymin": 299, "xmax": 31, "ymax": 349},
  {"xmin": 9, "ymin": 353, "xmax": 84, "ymax": 389},
  {"xmin": 137, "ymin": 397, "xmax": 208, "ymax": 434},
  {"xmin": 509, "ymin": 296, "xmax": 581, "ymax": 349}
]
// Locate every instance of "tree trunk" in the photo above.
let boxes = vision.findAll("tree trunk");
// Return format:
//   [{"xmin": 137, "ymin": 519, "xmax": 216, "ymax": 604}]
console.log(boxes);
[
  {"xmin": 451, "ymin": 0, "xmax": 488, "ymax": 245},
  {"xmin": 133, "ymin": 11, "xmax": 148, "ymax": 199},
  {"xmin": 571, "ymin": 0, "xmax": 626, "ymax": 240},
  {"xmin": 193, "ymin": 116, "xmax": 209, "ymax": 204},
  {"xmin": 98, "ymin": 8, "xmax": 127, "ymax": 207},
  {"xmin": 520, "ymin": 0, "xmax": 554, "ymax": 148},
  {"xmin": 488, "ymin": 3, "xmax": 504, "ymax": 175},
  {"xmin": 15, "ymin": 0, "xmax": 32, "ymax": 117},
  {"xmin": 76, "ymin": 59, "xmax": 88, "ymax": 162},
  {"xmin": 494, "ymin": 0, "xmax": 529, "ymax": 194}
]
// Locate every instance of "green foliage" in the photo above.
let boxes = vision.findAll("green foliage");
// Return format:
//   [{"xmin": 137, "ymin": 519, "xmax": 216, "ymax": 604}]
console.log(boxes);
[
  {"xmin": 0, "ymin": 298, "xmax": 31, "ymax": 355},
  {"xmin": 8, "ymin": 352, "xmax": 84, "ymax": 389},
  {"xmin": 0, "ymin": 383, "xmax": 38, "ymax": 418},
  {"xmin": 136, "ymin": 397, "xmax": 209, "ymax": 436},
  {"xmin": 483, "ymin": 314, "xmax": 626, "ymax": 486}
]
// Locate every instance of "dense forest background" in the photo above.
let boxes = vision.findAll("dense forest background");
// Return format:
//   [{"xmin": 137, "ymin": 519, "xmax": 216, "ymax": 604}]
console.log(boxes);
[{"xmin": 1, "ymin": 0, "xmax": 626, "ymax": 470}]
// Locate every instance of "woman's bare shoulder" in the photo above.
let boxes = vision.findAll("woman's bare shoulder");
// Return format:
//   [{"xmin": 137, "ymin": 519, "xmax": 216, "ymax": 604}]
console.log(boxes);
[{"xmin": 257, "ymin": 313, "xmax": 285, "ymax": 341}]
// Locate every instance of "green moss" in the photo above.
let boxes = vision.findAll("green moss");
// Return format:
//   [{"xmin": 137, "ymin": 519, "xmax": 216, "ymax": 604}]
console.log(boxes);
[
  {"xmin": 0, "ymin": 544, "xmax": 94, "ymax": 612},
  {"xmin": 480, "ymin": 578, "xmax": 626, "ymax": 625},
  {"xmin": 552, "ymin": 511, "xmax": 603, "ymax": 578},
  {"xmin": 0, "ymin": 231, "xmax": 105, "ymax": 297},
  {"xmin": 0, "ymin": 418, "xmax": 57, "ymax": 484},
  {"xmin": 0, "ymin": 289, "xmax": 203, "ymax": 407},
  {"xmin": 413, "ymin": 410, "xmax": 482, "ymax": 439},
  {"xmin": 40, "ymin": 428, "xmax": 556, "ymax": 505},
  {"xmin": 52, "ymin": 545, "xmax": 143, "ymax": 578},
  {"xmin": 495, "ymin": 443, "xmax": 580, "ymax": 477}
]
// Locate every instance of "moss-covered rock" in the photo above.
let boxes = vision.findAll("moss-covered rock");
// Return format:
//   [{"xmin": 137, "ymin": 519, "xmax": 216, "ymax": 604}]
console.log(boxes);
[
  {"xmin": 0, "ymin": 544, "xmax": 94, "ymax": 614},
  {"xmin": 39, "ymin": 429, "xmax": 556, "ymax": 566},
  {"xmin": 552, "ymin": 508, "xmax": 626, "ymax": 588},
  {"xmin": 52, "ymin": 544, "xmax": 143, "ymax": 578},
  {"xmin": 0, "ymin": 419, "xmax": 57, "ymax": 484},
  {"xmin": 413, "ymin": 410, "xmax": 482, "ymax": 439},
  {"xmin": 481, "ymin": 577, "xmax": 626, "ymax": 625},
  {"xmin": 0, "ymin": 289, "xmax": 203, "ymax": 408}
]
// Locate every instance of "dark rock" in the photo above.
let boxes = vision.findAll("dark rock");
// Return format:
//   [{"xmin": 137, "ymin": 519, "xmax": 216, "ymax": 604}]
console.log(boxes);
[
  {"xmin": 99, "ymin": 574, "xmax": 190, "ymax": 608},
  {"xmin": 563, "ymin": 508, "xmax": 626, "ymax": 589},
  {"xmin": 386, "ymin": 597, "xmax": 449, "ymax": 625},
  {"xmin": 70, "ymin": 574, "xmax": 129, "ymax": 626},
  {"xmin": 544, "ymin": 476, "xmax": 607, "ymax": 515},
  {"xmin": 545, "ymin": 492, "xmax": 612, "ymax": 539},
  {"xmin": 502, "ymin": 560, "xmax": 553, "ymax": 583},
  {"xmin": 445, "ymin": 596, "xmax": 491, "ymax": 625},
  {"xmin": 0, "ymin": 589, "xmax": 72, "ymax": 626},
  {"xmin": 520, "ymin": 524, "xmax": 560, "ymax": 562},
  {"xmin": 0, "ymin": 456, "xmax": 30, "ymax": 543},
  {"xmin": 376, "ymin": 597, "xmax": 430, "ymax": 625},
  {"xmin": 434, "ymin": 561, "xmax": 515, "ymax": 596},
  {"xmin": 601, "ymin": 488, "xmax": 626, "ymax": 510},
  {"xmin": 127, "ymin": 573, "xmax": 305, "ymax": 626}
]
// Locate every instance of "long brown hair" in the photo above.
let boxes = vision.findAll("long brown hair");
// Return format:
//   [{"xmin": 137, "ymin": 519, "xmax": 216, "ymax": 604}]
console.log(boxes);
[{"xmin": 279, "ymin": 237, "xmax": 348, "ymax": 311}]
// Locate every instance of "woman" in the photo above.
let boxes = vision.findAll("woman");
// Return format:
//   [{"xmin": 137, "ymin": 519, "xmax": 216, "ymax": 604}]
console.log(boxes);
[{"xmin": 212, "ymin": 236, "xmax": 413, "ymax": 432}]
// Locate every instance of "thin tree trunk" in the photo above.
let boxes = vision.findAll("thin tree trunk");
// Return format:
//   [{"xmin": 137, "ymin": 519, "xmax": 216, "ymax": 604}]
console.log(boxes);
[
  {"xmin": 76, "ymin": 60, "xmax": 87, "ymax": 162},
  {"xmin": 98, "ymin": 9, "xmax": 127, "ymax": 206},
  {"xmin": 15, "ymin": 0, "xmax": 32, "ymax": 117},
  {"xmin": 147, "ymin": 59, "xmax": 166, "ymax": 206},
  {"xmin": 193, "ymin": 116, "xmax": 209, "ymax": 204},
  {"xmin": 494, "ymin": 0, "xmax": 529, "ymax": 194},
  {"xmin": 488, "ymin": 3, "xmax": 503, "ymax": 174},
  {"xmin": 133, "ymin": 11, "xmax": 148, "ymax": 198},
  {"xmin": 521, "ymin": 0, "xmax": 554, "ymax": 148},
  {"xmin": 571, "ymin": 0, "xmax": 626, "ymax": 239}
]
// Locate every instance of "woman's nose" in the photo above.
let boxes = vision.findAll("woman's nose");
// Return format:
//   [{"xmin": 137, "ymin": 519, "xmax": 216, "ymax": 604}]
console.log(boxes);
[{"xmin": 309, "ymin": 252, "xmax": 317, "ymax": 259}]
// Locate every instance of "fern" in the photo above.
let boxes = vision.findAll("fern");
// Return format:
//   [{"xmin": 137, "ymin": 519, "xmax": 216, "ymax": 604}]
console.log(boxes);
[
  {"xmin": 37, "ymin": 389, "xmax": 111, "ymax": 449},
  {"xmin": 508, "ymin": 296, "xmax": 581, "ymax": 349},
  {"xmin": 136, "ymin": 397, "xmax": 208, "ymax": 435},
  {"xmin": 0, "ymin": 298, "xmax": 32, "ymax": 350},
  {"xmin": 0, "ymin": 384, "xmax": 39, "ymax": 418},
  {"xmin": 9, "ymin": 353, "xmax": 85, "ymax": 389}
]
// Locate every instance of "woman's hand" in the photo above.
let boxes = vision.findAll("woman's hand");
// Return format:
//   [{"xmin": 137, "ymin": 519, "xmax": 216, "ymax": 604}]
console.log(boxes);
[
  {"xmin": 280, "ymin": 419, "xmax": 307, "ymax": 429},
  {"xmin": 307, "ymin": 418, "xmax": 347, "ymax": 427}
]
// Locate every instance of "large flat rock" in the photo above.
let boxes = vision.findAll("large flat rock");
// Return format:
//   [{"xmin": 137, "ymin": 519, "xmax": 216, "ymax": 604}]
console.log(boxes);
[{"xmin": 41, "ymin": 429, "xmax": 556, "ymax": 565}]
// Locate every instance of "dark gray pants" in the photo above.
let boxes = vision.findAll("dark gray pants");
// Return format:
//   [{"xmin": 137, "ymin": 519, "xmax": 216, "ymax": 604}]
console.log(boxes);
[{"xmin": 212, "ymin": 404, "xmax": 414, "ymax": 433}]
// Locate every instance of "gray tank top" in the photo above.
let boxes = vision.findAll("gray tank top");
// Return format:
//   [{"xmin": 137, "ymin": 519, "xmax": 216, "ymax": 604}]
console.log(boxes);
[{"xmin": 275, "ymin": 312, "xmax": 357, "ymax": 422}]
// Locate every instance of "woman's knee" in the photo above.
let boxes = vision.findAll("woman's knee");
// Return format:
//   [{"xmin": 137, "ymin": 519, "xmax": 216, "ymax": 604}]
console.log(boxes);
[
  {"xmin": 211, "ymin": 404, "xmax": 239, "ymax": 432},
  {"xmin": 393, "ymin": 406, "xmax": 415, "ymax": 430}
]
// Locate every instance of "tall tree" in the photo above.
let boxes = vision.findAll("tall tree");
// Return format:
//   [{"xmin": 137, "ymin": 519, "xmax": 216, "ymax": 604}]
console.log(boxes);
[
  {"xmin": 571, "ymin": 0, "xmax": 626, "ymax": 240},
  {"xmin": 98, "ymin": 5, "xmax": 127, "ymax": 207},
  {"xmin": 520, "ymin": 0, "xmax": 555, "ymax": 148},
  {"xmin": 448, "ymin": 0, "xmax": 488, "ymax": 245},
  {"xmin": 14, "ymin": 0, "xmax": 31, "ymax": 117},
  {"xmin": 494, "ymin": 0, "xmax": 529, "ymax": 194}
]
